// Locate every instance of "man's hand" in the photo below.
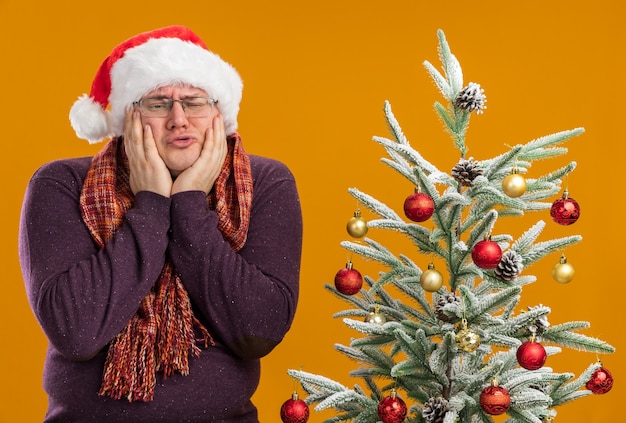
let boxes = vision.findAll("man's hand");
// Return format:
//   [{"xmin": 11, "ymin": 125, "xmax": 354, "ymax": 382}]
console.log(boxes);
[
  {"xmin": 124, "ymin": 108, "xmax": 173, "ymax": 197},
  {"xmin": 172, "ymin": 114, "xmax": 227, "ymax": 195}
]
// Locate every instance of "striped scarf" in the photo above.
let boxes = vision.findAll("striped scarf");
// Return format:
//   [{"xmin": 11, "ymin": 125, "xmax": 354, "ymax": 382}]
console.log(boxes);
[{"xmin": 79, "ymin": 134, "xmax": 253, "ymax": 402}]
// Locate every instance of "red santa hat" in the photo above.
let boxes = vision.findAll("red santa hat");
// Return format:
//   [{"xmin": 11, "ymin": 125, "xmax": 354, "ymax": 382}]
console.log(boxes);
[{"xmin": 69, "ymin": 25, "xmax": 243, "ymax": 143}]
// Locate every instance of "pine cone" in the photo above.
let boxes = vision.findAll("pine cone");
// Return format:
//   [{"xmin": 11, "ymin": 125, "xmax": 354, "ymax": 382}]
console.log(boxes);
[
  {"xmin": 527, "ymin": 305, "xmax": 550, "ymax": 334},
  {"xmin": 435, "ymin": 292, "xmax": 460, "ymax": 322},
  {"xmin": 422, "ymin": 397, "xmax": 449, "ymax": 423},
  {"xmin": 455, "ymin": 82, "xmax": 487, "ymax": 114},
  {"xmin": 451, "ymin": 158, "xmax": 483, "ymax": 187},
  {"xmin": 494, "ymin": 250, "xmax": 523, "ymax": 281}
]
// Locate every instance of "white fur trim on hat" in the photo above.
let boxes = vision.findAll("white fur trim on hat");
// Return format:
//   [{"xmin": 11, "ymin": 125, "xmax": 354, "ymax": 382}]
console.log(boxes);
[{"xmin": 69, "ymin": 94, "xmax": 114, "ymax": 144}]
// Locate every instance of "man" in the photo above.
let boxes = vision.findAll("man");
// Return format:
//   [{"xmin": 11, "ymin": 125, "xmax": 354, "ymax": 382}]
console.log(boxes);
[{"xmin": 19, "ymin": 25, "xmax": 302, "ymax": 422}]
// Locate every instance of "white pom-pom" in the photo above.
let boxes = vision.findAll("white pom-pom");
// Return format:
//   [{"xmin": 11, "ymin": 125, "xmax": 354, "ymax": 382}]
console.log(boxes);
[{"xmin": 69, "ymin": 94, "xmax": 113, "ymax": 144}]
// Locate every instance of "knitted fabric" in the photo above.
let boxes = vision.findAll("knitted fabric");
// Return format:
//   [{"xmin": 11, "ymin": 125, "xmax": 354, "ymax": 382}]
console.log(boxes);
[{"xmin": 79, "ymin": 134, "xmax": 253, "ymax": 402}]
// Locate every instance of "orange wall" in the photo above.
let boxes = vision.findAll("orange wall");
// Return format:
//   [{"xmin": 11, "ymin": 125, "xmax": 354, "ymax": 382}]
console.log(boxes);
[{"xmin": 1, "ymin": 1, "xmax": 623, "ymax": 422}]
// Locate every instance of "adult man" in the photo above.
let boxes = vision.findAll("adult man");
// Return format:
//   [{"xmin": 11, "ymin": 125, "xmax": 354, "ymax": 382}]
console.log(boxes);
[{"xmin": 19, "ymin": 25, "xmax": 302, "ymax": 422}]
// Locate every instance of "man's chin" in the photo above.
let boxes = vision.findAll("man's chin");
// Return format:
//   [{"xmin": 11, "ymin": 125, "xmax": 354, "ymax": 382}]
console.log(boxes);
[{"xmin": 166, "ymin": 156, "xmax": 199, "ymax": 178}]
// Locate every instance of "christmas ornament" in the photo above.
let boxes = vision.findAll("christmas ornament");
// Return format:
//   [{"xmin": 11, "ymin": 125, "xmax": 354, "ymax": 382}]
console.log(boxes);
[
  {"xmin": 334, "ymin": 261, "xmax": 363, "ymax": 295},
  {"xmin": 586, "ymin": 366, "xmax": 613, "ymax": 394},
  {"xmin": 526, "ymin": 305, "xmax": 550, "ymax": 335},
  {"xmin": 420, "ymin": 262, "xmax": 444, "ymax": 292},
  {"xmin": 280, "ymin": 392, "xmax": 309, "ymax": 423},
  {"xmin": 346, "ymin": 209, "xmax": 368, "ymax": 238},
  {"xmin": 517, "ymin": 339, "xmax": 547, "ymax": 370},
  {"xmin": 365, "ymin": 305, "xmax": 387, "ymax": 325},
  {"xmin": 455, "ymin": 82, "xmax": 487, "ymax": 114},
  {"xmin": 435, "ymin": 292, "xmax": 461, "ymax": 322},
  {"xmin": 455, "ymin": 319, "xmax": 481, "ymax": 353},
  {"xmin": 422, "ymin": 396, "xmax": 449, "ymax": 423},
  {"xmin": 502, "ymin": 168, "xmax": 527, "ymax": 198},
  {"xmin": 403, "ymin": 187, "xmax": 435, "ymax": 222},
  {"xmin": 494, "ymin": 249, "xmax": 523, "ymax": 281},
  {"xmin": 550, "ymin": 190, "xmax": 580, "ymax": 225},
  {"xmin": 471, "ymin": 236, "xmax": 502, "ymax": 269},
  {"xmin": 377, "ymin": 389, "xmax": 407, "ymax": 423},
  {"xmin": 452, "ymin": 158, "xmax": 483, "ymax": 187},
  {"xmin": 479, "ymin": 380, "xmax": 510, "ymax": 415},
  {"xmin": 552, "ymin": 254, "xmax": 575, "ymax": 284}
]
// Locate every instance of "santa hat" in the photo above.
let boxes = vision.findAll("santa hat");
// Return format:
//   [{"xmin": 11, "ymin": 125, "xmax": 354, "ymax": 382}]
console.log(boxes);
[{"xmin": 69, "ymin": 25, "xmax": 243, "ymax": 143}]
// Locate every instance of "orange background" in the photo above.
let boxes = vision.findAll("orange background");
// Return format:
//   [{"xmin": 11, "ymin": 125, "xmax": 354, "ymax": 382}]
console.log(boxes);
[{"xmin": 0, "ymin": 1, "xmax": 623, "ymax": 422}]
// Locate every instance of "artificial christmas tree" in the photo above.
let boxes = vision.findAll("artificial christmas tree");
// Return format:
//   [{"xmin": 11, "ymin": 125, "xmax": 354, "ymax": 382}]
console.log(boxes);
[{"xmin": 287, "ymin": 30, "xmax": 615, "ymax": 422}]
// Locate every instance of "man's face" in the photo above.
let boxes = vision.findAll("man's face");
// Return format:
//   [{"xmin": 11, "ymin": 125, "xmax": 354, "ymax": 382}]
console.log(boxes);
[{"xmin": 139, "ymin": 84, "xmax": 219, "ymax": 177}]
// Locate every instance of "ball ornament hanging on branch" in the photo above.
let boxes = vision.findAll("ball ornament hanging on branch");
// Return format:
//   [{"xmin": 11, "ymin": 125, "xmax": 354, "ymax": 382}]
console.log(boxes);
[
  {"xmin": 550, "ymin": 189, "xmax": 580, "ymax": 225},
  {"xmin": 502, "ymin": 168, "xmax": 527, "ymax": 198},
  {"xmin": 479, "ymin": 379, "xmax": 511, "ymax": 416},
  {"xmin": 280, "ymin": 392, "xmax": 310, "ymax": 423},
  {"xmin": 471, "ymin": 235, "xmax": 502, "ymax": 269},
  {"xmin": 403, "ymin": 187, "xmax": 435, "ymax": 222},
  {"xmin": 346, "ymin": 209, "xmax": 368, "ymax": 238},
  {"xmin": 552, "ymin": 253, "xmax": 575, "ymax": 284},
  {"xmin": 586, "ymin": 365, "xmax": 614, "ymax": 394},
  {"xmin": 455, "ymin": 319, "xmax": 481, "ymax": 353},
  {"xmin": 334, "ymin": 261, "xmax": 363, "ymax": 295},
  {"xmin": 364, "ymin": 305, "xmax": 387, "ymax": 325},
  {"xmin": 517, "ymin": 338, "xmax": 547, "ymax": 370},
  {"xmin": 377, "ymin": 389, "xmax": 407, "ymax": 423},
  {"xmin": 420, "ymin": 262, "xmax": 444, "ymax": 292}
]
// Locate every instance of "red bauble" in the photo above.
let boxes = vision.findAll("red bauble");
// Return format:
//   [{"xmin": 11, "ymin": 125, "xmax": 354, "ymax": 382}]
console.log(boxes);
[
  {"xmin": 334, "ymin": 262, "xmax": 363, "ymax": 295},
  {"xmin": 280, "ymin": 393, "xmax": 310, "ymax": 423},
  {"xmin": 586, "ymin": 366, "xmax": 614, "ymax": 394},
  {"xmin": 479, "ymin": 384, "xmax": 511, "ymax": 415},
  {"xmin": 471, "ymin": 238, "xmax": 502, "ymax": 269},
  {"xmin": 516, "ymin": 340, "xmax": 547, "ymax": 370},
  {"xmin": 550, "ymin": 191, "xmax": 580, "ymax": 225},
  {"xmin": 403, "ymin": 191, "xmax": 435, "ymax": 222},
  {"xmin": 377, "ymin": 391, "xmax": 407, "ymax": 423}
]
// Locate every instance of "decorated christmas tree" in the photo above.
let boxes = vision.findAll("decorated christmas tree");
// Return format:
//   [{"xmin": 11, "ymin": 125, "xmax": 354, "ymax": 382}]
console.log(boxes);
[{"xmin": 282, "ymin": 30, "xmax": 615, "ymax": 423}]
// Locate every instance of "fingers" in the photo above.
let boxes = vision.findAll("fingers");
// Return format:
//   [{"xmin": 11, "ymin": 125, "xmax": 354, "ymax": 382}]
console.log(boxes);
[
  {"xmin": 204, "ymin": 114, "xmax": 227, "ymax": 163},
  {"xmin": 123, "ymin": 108, "xmax": 144, "ymax": 159},
  {"xmin": 123, "ymin": 107, "xmax": 172, "ymax": 197}
]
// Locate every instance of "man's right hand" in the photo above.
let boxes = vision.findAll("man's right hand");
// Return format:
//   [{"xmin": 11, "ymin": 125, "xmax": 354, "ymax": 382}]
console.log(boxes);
[{"xmin": 123, "ymin": 108, "xmax": 173, "ymax": 197}]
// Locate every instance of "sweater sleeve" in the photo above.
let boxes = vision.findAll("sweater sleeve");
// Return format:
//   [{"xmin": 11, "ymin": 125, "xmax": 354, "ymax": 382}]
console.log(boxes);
[
  {"xmin": 18, "ymin": 160, "xmax": 172, "ymax": 360},
  {"xmin": 168, "ymin": 157, "xmax": 303, "ymax": 359}
]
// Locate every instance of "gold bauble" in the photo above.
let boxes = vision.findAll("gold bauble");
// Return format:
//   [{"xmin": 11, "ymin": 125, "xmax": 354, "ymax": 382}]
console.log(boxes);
[
  {"xmin": 420, "ymin": 263, "xmax": 443, "ymax": 292},
  {"xmin": 502, "ymin": 171, "xmax": 527, "ymax": 198},
  {"xmin": 455, "ymin": 327, "xmax": 481, "ymax": 352},
  {"xmin": 364, "ymin": 305, "xmax": 387, "ymax": 325},
  {"xmin": 347, "ymin": 211, "xmax": 368, "ymax": 238},
  {"xmin": 552, "ymin": 254, "xmax": 575, "ymax": 284}
]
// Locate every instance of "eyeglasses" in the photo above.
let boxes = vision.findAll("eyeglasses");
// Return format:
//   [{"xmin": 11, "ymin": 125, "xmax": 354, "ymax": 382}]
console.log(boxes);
[{"xmin": 133, "ymin": 96, "xmax": 218, "ymax": 118}]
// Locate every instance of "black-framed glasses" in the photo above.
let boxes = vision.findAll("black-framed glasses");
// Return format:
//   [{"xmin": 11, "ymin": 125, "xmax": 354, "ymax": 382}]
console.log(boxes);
[{"xmin": 133, "ymin": 96, "xmax": 218, "ymax": 118}]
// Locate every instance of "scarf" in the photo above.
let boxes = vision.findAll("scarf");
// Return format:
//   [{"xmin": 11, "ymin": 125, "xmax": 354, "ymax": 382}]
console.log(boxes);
[{"xmin": 79, "ymin": 134, "xmax": 253, "ymax": 402}]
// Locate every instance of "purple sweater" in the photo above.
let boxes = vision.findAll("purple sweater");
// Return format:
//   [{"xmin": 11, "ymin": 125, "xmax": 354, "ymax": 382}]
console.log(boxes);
[{"xmin": 18, "ymin": 154, "xmax": 303, "ymax": 422}]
